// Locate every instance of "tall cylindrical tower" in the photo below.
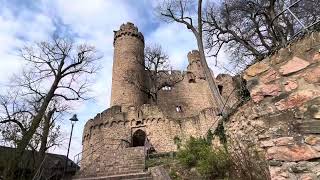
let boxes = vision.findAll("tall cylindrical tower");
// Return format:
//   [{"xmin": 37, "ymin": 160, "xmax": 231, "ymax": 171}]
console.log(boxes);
[
  {"xmin": 187, "ymin": 50, "xmax": 206, "ymax": 79},
  {"xmin": 110, "ymin": 22, "xmax": 146, "ymax": 107}
]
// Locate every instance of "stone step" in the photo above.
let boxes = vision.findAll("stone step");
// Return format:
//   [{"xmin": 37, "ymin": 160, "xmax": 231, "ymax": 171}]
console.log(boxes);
[
  {"xmin": 120, "ymin": 176, "xmax": 152, "ymax": 180},
  {"xmin": 94, "ymin": 169, "xmax": 145, "ymax": 177},
  {"xmin": 73, "ymin": 172, "xmax": 152, "ymax": 180}
]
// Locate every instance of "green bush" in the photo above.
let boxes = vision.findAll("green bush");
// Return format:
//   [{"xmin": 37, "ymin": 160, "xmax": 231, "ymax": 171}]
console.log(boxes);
[
  {"xmin": 176, "ymin": 137, "xmax": 210, "ymax": 168},
  {"xmin": 176, "ymin": 137, "xmax": 230, "ymax": 179},
  {"xmin": 197, "ymin": 148, "xmax": 231, "ymax": 179},
  {"xmin": 175, "ymin": 136, "xmax": 270, "ymax": 180}
]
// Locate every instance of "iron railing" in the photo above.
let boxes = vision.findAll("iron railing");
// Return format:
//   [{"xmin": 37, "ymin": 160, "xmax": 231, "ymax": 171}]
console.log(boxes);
[{"xmin": 272, "ymin": 0, "xmax": 320, "ymax": 41}]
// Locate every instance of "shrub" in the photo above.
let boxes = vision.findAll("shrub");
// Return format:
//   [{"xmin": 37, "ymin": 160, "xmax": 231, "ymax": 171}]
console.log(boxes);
[
  {"xmin": 197, "ymin": 147, "xmax": 231, "ymax": 179},
  {"xmin": 175, "ymin": 137, "xmax": 270, "ymax": 180},
  {"xmin": 176, "ymin": 137, "xmax": 210, "ymax": 168},
  {"xmin": 176, "ymin": 137, "xmax": 230, "ymax": 179},
  {"xmin": 228, "ymin": 139, "xmax": 270, "ymax": 180}
]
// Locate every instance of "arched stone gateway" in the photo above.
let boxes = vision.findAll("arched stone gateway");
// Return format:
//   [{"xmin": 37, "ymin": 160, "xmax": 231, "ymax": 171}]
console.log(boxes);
[{"xmin": 132, "ymin": 129, "xmax": 146, "ymax": 147}]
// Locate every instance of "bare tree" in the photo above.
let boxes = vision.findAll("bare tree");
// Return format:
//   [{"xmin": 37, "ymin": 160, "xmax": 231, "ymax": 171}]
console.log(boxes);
[
  {"xmin": 125, "ymin": 44, "xmax": 183, "ymax": 104},
  {"xmin": 158, "ymin": 0, "xmax": 225, "ymax": 110},
  {"xmin": 204, "ymin": 0, "xmax": 320, "ymax": 69},
  {"xmin": 0, "ymin": 92, "xmax": 64, "ymax": 178},
  {"xmin": 2, "ymin": 37, "xmax": 101, "ymax": 180}
]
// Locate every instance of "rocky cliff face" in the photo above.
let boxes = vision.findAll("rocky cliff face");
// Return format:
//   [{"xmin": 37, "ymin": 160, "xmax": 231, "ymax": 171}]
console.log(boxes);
[{"xmin": 225, "ymin": 32, "xmax": 320, "ymax": 179}]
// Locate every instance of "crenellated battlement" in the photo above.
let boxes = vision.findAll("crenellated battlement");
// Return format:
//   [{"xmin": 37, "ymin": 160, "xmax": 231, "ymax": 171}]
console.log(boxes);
[
  {"xmin": 187, "ymin": 50, "xmax": 200, "ymax": 64},
  {"xmin": 113, "ymin": 22, "xmax": 144, "ymax": 45}
]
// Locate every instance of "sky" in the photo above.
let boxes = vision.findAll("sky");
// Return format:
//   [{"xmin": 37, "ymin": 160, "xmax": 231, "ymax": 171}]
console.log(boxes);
[{"xmin": 0, "ymin": 0, "xmax": 231, "ymax": 162}]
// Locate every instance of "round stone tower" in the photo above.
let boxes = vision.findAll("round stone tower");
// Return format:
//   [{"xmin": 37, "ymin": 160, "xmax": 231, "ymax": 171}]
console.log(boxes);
[
  {"xmin": 110, "ymin": 22, "xmax": 146, "ymax": 107},
  {"xmin": 187, "ymin": 50, "xmax": 205, "ymax": 79}
]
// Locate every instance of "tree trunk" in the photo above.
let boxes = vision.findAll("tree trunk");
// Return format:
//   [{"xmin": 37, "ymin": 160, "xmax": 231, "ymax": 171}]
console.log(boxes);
[
  {"xmin": 37, "ymin": 110, "xmax": 55, "ymax": 169},
  {"xmin": 5, "ymin": 78, "xmax": 60, "ymax": 180},
  {"xmin": 196, "ymin": 0, "xmax": 225, "ymax": 112}
]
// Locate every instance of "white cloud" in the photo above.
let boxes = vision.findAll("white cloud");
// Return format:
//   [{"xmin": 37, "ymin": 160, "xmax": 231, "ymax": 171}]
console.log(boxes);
[{"xmin": 0, "ymin": 6, "xmax": 54, "ymax": 86}]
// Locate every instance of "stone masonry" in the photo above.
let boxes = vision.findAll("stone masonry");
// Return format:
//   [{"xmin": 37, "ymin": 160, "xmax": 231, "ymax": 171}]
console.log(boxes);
[
  {"xmin": 226, "ymin": 32, "xmax": 320, "ymax": 180},
  {"xmin": 76, "ymin": 22, "xmax": 240, "ymax": 179}
]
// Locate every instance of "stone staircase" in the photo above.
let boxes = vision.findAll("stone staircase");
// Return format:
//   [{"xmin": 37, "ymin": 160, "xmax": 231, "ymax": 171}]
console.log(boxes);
[
  {"xmin": 73, "ymin": 147, "xmax": 153, "ymax": 180},
  {"xmin": 73, "ymin": 172, "xmax": 152, "ymax": 180}
]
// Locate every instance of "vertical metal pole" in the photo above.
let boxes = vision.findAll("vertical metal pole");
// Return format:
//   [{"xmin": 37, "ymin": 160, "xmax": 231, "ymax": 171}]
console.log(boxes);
[{"xmin": 65, "ymin": 123, "xmax": 75, "ymax": 177}]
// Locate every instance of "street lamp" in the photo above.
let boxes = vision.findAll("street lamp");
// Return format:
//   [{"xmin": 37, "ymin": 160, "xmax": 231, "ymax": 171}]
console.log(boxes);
[{"xmin": 65, "ymin": 114, "xmax": 79, "ymax": 177}]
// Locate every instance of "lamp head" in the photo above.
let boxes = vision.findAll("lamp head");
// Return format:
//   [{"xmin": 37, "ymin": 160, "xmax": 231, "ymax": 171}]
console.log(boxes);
[{"xmin": 70, "ymin": 114, "xmax": 79, "ymax": 122}]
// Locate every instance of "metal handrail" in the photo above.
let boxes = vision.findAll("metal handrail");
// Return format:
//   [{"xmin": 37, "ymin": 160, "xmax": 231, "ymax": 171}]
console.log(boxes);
[{"xmin": 271, "ymin": 0, "xmax": 320, "ymax": 41}]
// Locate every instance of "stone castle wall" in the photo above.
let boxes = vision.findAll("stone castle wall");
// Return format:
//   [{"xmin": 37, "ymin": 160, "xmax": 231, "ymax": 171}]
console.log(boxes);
[
  {"xmin": 225, "ymin": 32, "xmax": 320, "ymax": 180},
  {"xmin": 81, "ymin": 105, "xmax": 219, "ymax": 152},
  {"xmin": 79, "ymin": 104, "xmax": 219, "ymax": 175}
]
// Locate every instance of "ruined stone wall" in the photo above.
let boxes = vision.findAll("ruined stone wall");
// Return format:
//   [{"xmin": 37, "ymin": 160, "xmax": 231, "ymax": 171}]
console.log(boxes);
[
  {"xmin": 157, "ymin": 75, "xmax": 214, "ymax": 118},
  {"xmin": 156, "ymin": 50, "xmax": 238, "ymax": 118},
  {"xmin": 226, "ymin": 32, "xmax": 320, "ymax": 180},
  {"xmin": 215, "ymin": 74, "xmax": 239, "ymax": 108}
]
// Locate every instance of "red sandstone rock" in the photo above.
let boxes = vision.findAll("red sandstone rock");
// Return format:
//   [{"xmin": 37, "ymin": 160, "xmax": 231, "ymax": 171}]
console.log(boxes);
[
  {"xmin": 261, "ymin": 69, "xmax": 280, "ymax": 83},
  {"xmin": 279, "ymin": 57, "xmax": 310, "ymax": 75},
  {"xmin": 274, "ymin": 137, "xmax": 294, "ymax": 146},
  {"xmin": 251, "ymin": 84, "xmax": 281, "ymax": 103},
  {"xmin": 300, "ymin": 174, "xmax": 314, "ymax": 180},
  {"xmin": 284, "ymin": 80, "xmax": 298, "ymax": 92},
  {"xmin": 305, "ymin": 136, "xmax": 320, "ymax": 146},
  {"xmin": 244, "ymin": 61, "xmax": 270, "ymax": 79},
  {"xmin": 267, "ymin": 144, "xmax": 320, "ymax": 161},
  {"xmin": 312, "ymin": 53, "xmax": 320, "ymax": 62},
  {"xmin": 275, "ymin": 90, "xmax": 318, "ymax": 110},
  {"xmin": 303, "ymin": 67, "xmax": 320, "ymax": 84},
  {"xmin": 260, "ymin": 140, "xmax": 274, "ymax": 147},
  {"xmin": 270, "ymin": 167, "xmax": 289, "ymax": 180},
  {"xmin": 252, "ymin": 95, "xmax": 265, "ymax": 103}
]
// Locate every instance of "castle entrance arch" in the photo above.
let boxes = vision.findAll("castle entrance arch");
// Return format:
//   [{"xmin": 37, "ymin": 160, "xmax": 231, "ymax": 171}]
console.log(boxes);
[{"xmin": 132, "ymin": 129, "xmax": 146, "ymax": 147}]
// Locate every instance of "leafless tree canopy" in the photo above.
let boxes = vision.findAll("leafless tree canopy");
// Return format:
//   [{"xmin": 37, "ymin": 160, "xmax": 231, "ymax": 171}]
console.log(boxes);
[
  {"xmin": 1, "ymin": 37, "xmax": 101, "ymax": 180},
  {"xmin": 204, "ymin": 0, "xmax": 320, "ymax": 69},
  {"xmin": 125, "ymin": 44, "xmax": 183, "ymax": 104}
]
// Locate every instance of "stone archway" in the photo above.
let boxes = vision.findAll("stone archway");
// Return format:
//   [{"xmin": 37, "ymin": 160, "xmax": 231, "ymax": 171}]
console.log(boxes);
[{"xmin": 132, "ymin": 129, "xmax": 146, "ymax": 147}]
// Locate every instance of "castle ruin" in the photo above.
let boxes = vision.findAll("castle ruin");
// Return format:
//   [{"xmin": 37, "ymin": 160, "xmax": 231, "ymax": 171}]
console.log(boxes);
[
  {"xmin": 74, "ymin": 21, "xmax": 320, "ymax": 180},
  {"xmin": 75, "ymin": 22, "xmax": 239, "ymax": 179}
]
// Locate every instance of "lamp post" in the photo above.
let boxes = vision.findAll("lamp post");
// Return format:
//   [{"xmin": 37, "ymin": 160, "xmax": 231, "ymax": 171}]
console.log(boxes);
[{"xmin": 64, "ymin": 114, "xmax": 79, "ymax": 177}]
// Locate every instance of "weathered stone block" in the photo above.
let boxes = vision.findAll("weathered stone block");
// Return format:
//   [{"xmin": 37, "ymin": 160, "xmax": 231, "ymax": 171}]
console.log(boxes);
[
  {"xmin": 312, "ymin": 53, "xmax": 320, "ymax": 63},
  {"xmin": 260, "ymin": 69, "xmax": 281, "ymax": 83},
  {"xmin": 305, "ymin": 135, "xmax": 320, "ymax": 146},
  {"xmin": 244, "ymin": 61, "xmax": 270, "ymax": 79},
  {"xmin": 260, "ymin": 140, "xmax": 274, "ymax": 147},
  {"xmin": 275, "ymin": 90, "xmax": 318, "ymax": 111},
  {"xmin": 251, "ymin": 84, "xmax": 281, "ymax": 103},
  {"xmin": 279, "ymin": 57, "xmax": 310, "ymax": 75},
  {"xmin": 267, "ymin": 144, "xmax": 320, "ymax": 161},
  {"xmin": 284, "ymin": 80, "xmax": 298, "ymax": 92},
  {"xmin": 274, "ymin": 137, "xmax": 294, "ymax": 146},
  {"xmin": 303, "ymin": 67, "xmax": 320, "ymax": 84}
]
